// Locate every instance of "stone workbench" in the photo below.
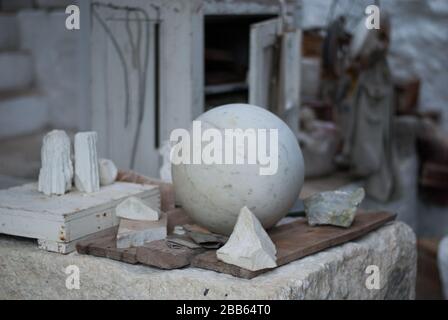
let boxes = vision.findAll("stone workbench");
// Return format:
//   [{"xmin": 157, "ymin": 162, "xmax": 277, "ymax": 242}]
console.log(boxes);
[{"xmin": 0, "ymin": 221, "xmax": 416, "ymax": 299}]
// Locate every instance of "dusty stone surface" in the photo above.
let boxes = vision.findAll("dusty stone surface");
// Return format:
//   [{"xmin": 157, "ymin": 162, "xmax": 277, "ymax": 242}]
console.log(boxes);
[
  {"xmin": 37, "ymin": 130, "xmax": 73, "ymax": 195},
  {"xmin": 0, "ymin": 221, "xmax": 416, "ymax": 300},
  {"xmin": 217, "ymin": 207, "xmax": 277, "ymax": 271}
]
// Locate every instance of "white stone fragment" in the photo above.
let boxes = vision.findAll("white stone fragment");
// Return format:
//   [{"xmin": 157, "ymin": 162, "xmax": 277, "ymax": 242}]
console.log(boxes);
[
  {"xmin": 173, "ymin": 225, "xmax": 186, "ymax": 236},
  {"xmin": 116, "ymin": 213, "xmax": 167, "ymax": 249},
  {"xmin": 98, "ymin": 158, "xmax": 117, "ymax": 186},
  {"xmin": 38, "ymin": 130, "xmax": 73, "ymax": 195},
  {"xmin": 216, "ymin": 206, "xmax": 277, "ymax": 271},
  {"xmin": 116, "ymin": 196, "xmax": 160, "ymax": 221},
  {"xmin": 304, "ymin": 188, "xmax": 365, "ymax": 228},
  {"xmin": 74, "ymin": 131, "xmax": 100, "ymax": 193}
]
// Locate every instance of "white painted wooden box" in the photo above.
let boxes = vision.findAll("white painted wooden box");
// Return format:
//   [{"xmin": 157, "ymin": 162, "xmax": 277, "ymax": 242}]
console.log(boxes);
[{"xmin": 0, "ymin": 182, "xmax": 160, "ymax": 253}]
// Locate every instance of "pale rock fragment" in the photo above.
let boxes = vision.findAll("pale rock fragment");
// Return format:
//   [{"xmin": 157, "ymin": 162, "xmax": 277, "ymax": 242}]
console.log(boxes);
[
  {"xmin": 98, "ymin": 158, "xmax": 118, "ymax": 186},
  {"xmin": 74, "ymin": 131, "xmax": 100, "ymax": 193},
  {"xmin": 216, "ymin": 206, "xmax": 277, "ymax": 271},
  {"xmin": 116, "ymin": 213, "xmax": 167, "ymax": 249},
  {"xmin": 38, "ymin": 130, "xmax": 73, "ymax": 195},
  {"xmin": 116, "ymin": 196, "xmax": 160, "ymax": 221},
  {"xmin": 304, "ymin": 187, "xmax": 365, "ymax": 228}
]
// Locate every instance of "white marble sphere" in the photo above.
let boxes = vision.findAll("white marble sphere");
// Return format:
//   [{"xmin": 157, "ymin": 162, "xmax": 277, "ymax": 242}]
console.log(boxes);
[{"xmin": 171, "ymin": 103, "xmax": 305, "ymax": 235}]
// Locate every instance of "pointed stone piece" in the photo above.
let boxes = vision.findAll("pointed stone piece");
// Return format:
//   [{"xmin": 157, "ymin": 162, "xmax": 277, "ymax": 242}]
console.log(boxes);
[
  {"xmin": 38, "ymin": 130, "xmax": 73, "ymax": 195},
  {"xmin": 116, "ymin": 213, "xmax": 167, "ymax": 249},
  {"xmin": 216, "ymin": 206, "xmax": 277, "ymax": 271},
  {"xmin": 304, "ymin": 187, "xmax": 365, "ymax": 228},
  {"xmin": 98, "ymin": 158, "xmax": 117, "ymax": 186},
  {"xmin": 74, "ymin": 131, "xmax": 100, "ymax": 193},
  {"xmin": 116, "ymin": 196, "xmax": 160, "ymax": 221}
]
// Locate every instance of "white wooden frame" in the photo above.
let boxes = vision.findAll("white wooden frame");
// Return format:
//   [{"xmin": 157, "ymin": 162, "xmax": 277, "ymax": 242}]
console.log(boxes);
[{"xmin": 90, "ymin": 0, "xmax": 203, "ymax": 177}]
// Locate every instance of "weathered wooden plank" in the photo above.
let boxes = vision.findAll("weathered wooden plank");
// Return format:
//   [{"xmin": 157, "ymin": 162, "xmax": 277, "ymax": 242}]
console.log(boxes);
[
  {"xmin": 76, "ymin": 210, "xmax": 396, "ymax": 277},
  {"xmin": 136, "ymin": 240, "xmax": 204, "ymax": 269},
  {"xmin": 190, "ymin": 211, "xmax": 396, "ymax": 279},
  {"xmin": 76, "ymin": 226, "xmax": 139, "ymax": 264},
  {"xmin": 76, "ymin": 209, "xmax": 191, "ymax": 265}
]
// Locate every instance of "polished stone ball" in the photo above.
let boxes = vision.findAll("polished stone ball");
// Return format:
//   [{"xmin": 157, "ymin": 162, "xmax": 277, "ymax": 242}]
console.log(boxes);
[{"xmin": 171, "ymin": 104, "xmax": 305, "ymax": 235}]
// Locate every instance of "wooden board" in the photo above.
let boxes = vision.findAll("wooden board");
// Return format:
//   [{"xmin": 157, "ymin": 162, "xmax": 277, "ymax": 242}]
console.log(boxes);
[
  {"xmin": 76, "ymin": 226, "xmax": 138, "ymax": 264},
  {"xmin": 77, "ymin": 210, "xmax": 395, "ymax": 277},
  {"xmin": 190, "ymin": 211, "xmax": 396, "ymax": 279},
  {"xmin": 0, "ymin": 182, "xmax": 159, "ymax": 253},
  {"xmin": 136, "ymin": 240, "xmax": 204, "ymax": 269},
  {"xmin": 76, "ymin": 208, "xmax": 191, "ymax": 266}
]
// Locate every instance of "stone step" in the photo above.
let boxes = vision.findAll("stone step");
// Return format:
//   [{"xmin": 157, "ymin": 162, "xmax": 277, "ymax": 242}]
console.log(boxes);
[
  {"xmin": 0, "ymin": 51, "xmax": 34, "ymax": 92},
  {"xmin": 0, "ymin": 14, "xmax": 20, "ymax": 50},
  {"xmin": 0, "ymin": 90, "xmax": 49, "ymax": 139}
]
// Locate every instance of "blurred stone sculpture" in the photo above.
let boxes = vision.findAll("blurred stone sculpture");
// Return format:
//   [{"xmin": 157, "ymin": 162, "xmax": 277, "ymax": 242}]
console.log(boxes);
[
  {"xmin": 38, "ymin": 130, "xmax": 73, "ymax": 195},
  {"xmin": 438, "ymin": 236, "xmax": 448, "ymax": 299},
  {"xmin": 336, "ymin": 13, "xmax": 399, "ymax": 202}
]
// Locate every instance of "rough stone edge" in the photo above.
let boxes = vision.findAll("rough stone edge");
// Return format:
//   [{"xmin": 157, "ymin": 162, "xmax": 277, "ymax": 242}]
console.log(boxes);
[{"xmin": 0, "ymin": 221, "xmax": 416, "ymax": 300}]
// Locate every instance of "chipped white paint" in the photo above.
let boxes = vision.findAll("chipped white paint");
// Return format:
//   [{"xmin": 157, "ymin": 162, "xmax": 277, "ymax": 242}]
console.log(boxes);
[
  {"xmin": 38, "ymin": 130, "xmax": 73, "ymax": 196},
  {"xmin": 0, "ymin": 182, "xmax": 160, "ymax": 253},
  {"xmin": 98, "ymin": 158, "xmax": 118, "ymax": 186},
  {"xmin": 91, "ymin": 0, "xmax": 204, "ymax": 177},
  {"xmin": 116, "ymin": 196, "xmax": 160, "ymax": 221},
  {"xmin": 172, "ymin": 104, "xmax": 305, "ymax": 235},
  {"xmin": 74, "ymin": 131, "xmax": 100, "ymax": 193},
  {"xmin": 217, "ymin": 206, "xmax": 277, "ymax": 271},
  {"xmin": 116, "ymin": 213, "xmax": 167, "ymax": 249}
]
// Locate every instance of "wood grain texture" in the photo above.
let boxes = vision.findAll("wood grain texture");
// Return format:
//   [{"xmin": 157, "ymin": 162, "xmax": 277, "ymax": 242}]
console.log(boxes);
[
  {"xmin": 76, "ymin": 210, "xmax": 395, "ymax": 277},
  {"xmin": 136, "ymin": 240, "xmax": 204, "ymax": 269},
  {"xmin": 191, "ymin": 211, "xmax": 396, "ymax": 279},
  {"xmin": 76, "ymin": 209, "xmax": 190, "ymax": 266},
  {"xmin": 76, "ymin": 226, "xmax": 139, "ymax": 264}
]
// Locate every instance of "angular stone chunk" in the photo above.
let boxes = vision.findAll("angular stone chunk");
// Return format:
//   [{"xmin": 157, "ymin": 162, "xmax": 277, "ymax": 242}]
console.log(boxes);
[
  {"xmin": 116, "ymin": 213, "xmax": 167, "ymax": 249},
  {"xmin": 74, "ymin": 131, "xmax": 100, "ymax": 193},
  {"xmin": 304, "ymin": 187, "xmax": 365, "ymax": 228},
  {"xmin": 116, "ymin": 196, "xmax": 160, "ymax": 221},
  {"xmin": 98, "ymin": 158, "xmax": 117, "ymax": 186},
  {"xmin": 216, "ymin": 206, "xmax": 277, "ymax": 271},
  {"xmin": 38, "ymin": 130, "xmax": 73, "ymax": 195}
]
